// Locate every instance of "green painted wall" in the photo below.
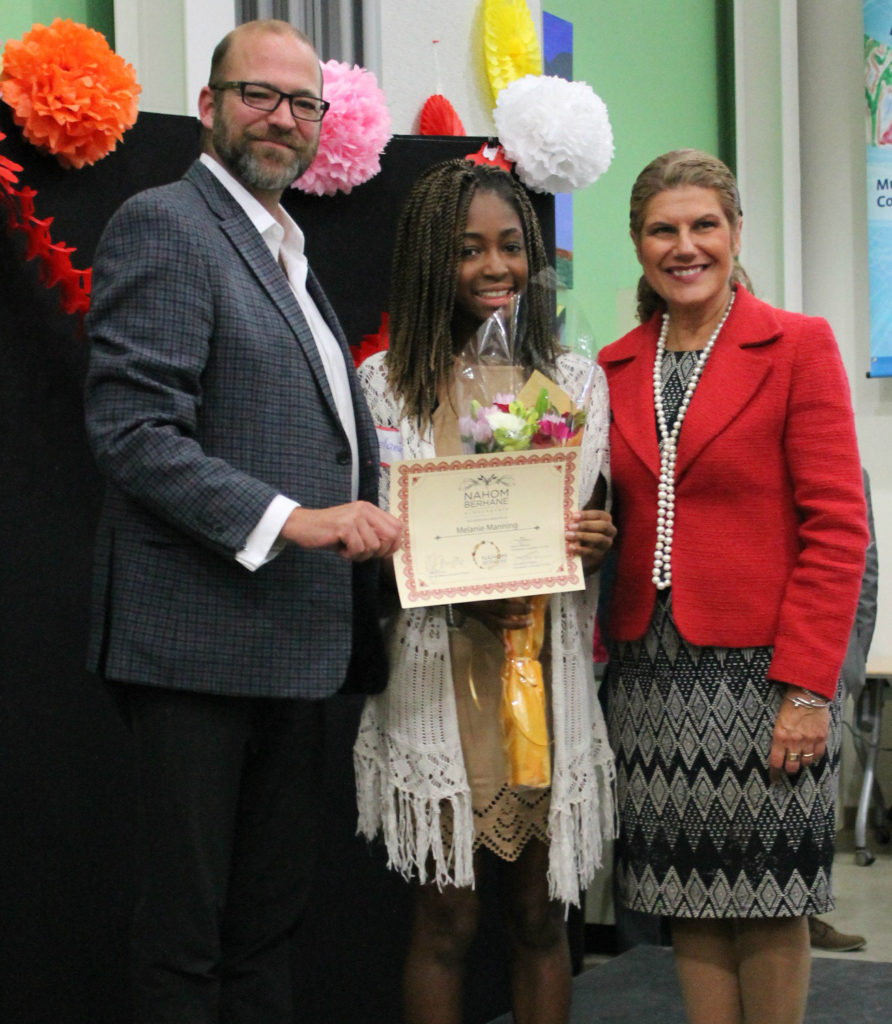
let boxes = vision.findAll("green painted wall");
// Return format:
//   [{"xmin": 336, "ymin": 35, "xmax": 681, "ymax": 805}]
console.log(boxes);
[
  {"xmin": 0, "ymin": 0, "xmax": 114, "ymax": 48},
  {"xmin": 544, "ymin": 0, "xmax": 724, "ymax": 349}
]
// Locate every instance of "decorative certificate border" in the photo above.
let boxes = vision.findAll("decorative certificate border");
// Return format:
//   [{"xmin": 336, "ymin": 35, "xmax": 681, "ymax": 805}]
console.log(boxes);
[{"xmin": 391, "ymin": 448, "xmax": 583, "ymax": 608}]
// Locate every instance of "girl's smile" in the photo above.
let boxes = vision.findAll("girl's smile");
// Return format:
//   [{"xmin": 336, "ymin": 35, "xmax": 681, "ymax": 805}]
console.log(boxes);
[{"xmin": 451, "ymin": 189, "xmax": 529, "ymax": 343}]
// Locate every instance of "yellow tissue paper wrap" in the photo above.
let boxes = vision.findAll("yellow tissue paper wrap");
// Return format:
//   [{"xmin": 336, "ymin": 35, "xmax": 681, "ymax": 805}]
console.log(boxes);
[
  {"xmin": 500, "ymin": 593, "xmax": 550, "ymax": 788},
  {"xmin": 455, "ymin": 297, "xmax": 592, "ymax": 790}
]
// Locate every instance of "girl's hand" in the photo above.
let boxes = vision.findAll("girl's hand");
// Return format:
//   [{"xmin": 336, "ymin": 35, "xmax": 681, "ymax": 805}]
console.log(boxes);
[
  {"xmin": 566, "ymin": 509, "xmax": 616, "ymax": 573},
  {"xmin": 463, "ymin": 597, "xmax": 534, "ymax": 637},
  {"xmin": 768, "ymin": 686, "xmax": 831, "ymax": 781}
]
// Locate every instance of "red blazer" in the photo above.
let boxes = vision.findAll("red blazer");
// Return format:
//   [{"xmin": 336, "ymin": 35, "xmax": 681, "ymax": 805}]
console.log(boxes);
[{"xmin": 598, "ymin": 286, "xmax": 868, "ymax": 697}]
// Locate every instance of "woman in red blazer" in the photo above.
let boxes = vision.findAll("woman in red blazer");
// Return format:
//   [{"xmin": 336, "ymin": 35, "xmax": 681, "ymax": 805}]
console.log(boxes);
[{"xmin": 597, "ymin": 150, "xmax": 868, "ymax": 1024}]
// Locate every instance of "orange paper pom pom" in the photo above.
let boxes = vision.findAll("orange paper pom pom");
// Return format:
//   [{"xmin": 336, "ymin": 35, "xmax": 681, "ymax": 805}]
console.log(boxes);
[{"xmin": 0, "ymin": 18, "xmax": 141, "ymax": 169}]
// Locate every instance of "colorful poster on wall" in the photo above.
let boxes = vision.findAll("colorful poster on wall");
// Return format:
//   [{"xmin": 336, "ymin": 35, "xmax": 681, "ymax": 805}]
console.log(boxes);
[
  {"xmin": 543, "ymin": 11, "xmax": 573, "ymax": 289},
  {"xmin": 864, "ymin": 2, "xmax": 892, "ymax": 376}
]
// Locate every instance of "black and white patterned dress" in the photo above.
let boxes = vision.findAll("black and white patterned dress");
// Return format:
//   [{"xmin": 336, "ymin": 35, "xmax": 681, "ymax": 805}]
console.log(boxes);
[{"xmin": 608, "ymin": 350, "xmax": 839, "ymax": 919}]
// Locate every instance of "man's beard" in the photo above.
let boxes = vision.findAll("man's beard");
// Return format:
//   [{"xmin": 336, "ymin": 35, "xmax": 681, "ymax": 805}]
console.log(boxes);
[{"xmin": 212, "ymin": 114, "xmax": 317, "ymax": 192}]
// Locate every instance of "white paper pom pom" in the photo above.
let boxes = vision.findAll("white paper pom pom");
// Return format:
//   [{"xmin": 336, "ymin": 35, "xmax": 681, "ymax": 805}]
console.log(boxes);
[{"xmin": 493, "ymin": 74, "xmax": 614, "ymax": 193}]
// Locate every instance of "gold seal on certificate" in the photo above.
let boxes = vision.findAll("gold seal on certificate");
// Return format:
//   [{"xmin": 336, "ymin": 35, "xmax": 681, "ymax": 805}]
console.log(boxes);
[{"xmin": 391, "ymin": 448, "xmax": 583, "ymax": 609}]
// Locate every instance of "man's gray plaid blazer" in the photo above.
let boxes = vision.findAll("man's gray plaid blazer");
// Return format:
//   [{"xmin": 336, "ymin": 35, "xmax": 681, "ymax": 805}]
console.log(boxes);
[{"xmin": 84, "ymin": 159, "xmax": 383, "ymax": 698}]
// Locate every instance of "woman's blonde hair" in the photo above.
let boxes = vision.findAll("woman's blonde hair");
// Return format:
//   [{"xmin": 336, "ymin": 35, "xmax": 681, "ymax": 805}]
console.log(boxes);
[{"xmin": 629, "ymin": 149, "xmax": 753, "ymax": 322}]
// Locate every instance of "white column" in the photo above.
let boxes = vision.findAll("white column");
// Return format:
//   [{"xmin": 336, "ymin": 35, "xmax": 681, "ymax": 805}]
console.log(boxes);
[
  {"xmin": 114, "ymin": 0, "xmax": 236, "ymax": 116},
  {"xmin": 733, "ymin": 0, "xmax": 802, "ymax": 311}
]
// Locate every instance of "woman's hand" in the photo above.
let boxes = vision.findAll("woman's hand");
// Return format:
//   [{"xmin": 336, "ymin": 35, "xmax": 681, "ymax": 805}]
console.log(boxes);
[
  {"xmin": 566, "ymin": 509, "xmax": 616, "ymax": 573},
  {"xmin": 768, "ymin": 686, "xmax": 831, "ymax": 781},
  {"xmin": 462, "ymin": 597, "xmax": 534, "ymax": 638}
]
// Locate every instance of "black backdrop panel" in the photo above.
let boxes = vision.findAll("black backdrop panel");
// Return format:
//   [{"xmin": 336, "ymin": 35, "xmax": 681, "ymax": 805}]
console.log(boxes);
[
  {"xmin": 0, "ymin": 102, "xmax": 554, "ymax": 1024},
  {"xmin": 282, "ymin": 136, "xmax": 556, "ymax": 347}
]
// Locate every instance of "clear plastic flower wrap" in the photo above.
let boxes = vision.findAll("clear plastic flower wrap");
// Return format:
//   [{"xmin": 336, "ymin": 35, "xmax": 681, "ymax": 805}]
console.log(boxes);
[{"xmin": 450, "ymin": 295, "xmax": 593, "ymax": 788}]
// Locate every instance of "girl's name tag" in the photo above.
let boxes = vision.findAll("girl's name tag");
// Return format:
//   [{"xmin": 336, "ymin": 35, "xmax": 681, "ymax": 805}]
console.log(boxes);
[{"xmin": 375, "ymin": 425, "xmax": 402, "ymax": 467}]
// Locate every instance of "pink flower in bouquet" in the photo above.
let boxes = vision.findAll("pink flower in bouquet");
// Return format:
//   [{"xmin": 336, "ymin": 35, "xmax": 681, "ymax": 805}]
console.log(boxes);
[
  {"xmin": 458, "ymin": 414, "xmax": 494, "ymax": 447},
  {"xmin": 492, "ymin": 392, "xmax": 515, "ymax": 412},
  {"xmin": 532, "ymin": 411, "xmax": 576, "ymax": 447}
]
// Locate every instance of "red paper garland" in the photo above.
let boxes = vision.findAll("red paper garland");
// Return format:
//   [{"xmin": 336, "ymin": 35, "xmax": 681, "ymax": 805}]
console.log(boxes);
[{"xmin": 0, "ymin": 130, "xmax": 92, "ymax": 320}]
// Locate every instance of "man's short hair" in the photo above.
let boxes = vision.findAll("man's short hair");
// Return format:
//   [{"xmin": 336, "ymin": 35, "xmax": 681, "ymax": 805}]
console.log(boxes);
[{"xmin": 208, "ymin": 19, "xmax": 316, "ymax": 85}]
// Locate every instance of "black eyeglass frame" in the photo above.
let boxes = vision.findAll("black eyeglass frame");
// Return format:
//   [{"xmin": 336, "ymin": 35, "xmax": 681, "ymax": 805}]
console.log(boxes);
[{"xmin": 210, "ymin": 80, "xmax": 330, "ymax": 122}]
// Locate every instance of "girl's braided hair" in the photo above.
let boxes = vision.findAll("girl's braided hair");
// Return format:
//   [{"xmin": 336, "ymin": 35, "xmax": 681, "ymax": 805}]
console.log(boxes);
[{"xmin": 385, "ymin": 158, "xmax": 559, "ymax": 423}]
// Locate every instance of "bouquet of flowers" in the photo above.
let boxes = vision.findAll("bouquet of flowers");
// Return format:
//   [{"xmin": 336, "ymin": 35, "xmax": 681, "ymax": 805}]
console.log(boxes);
[
  {"xmin": 453, "ymin": 296, "xmax": 590, "ymax": 789},
  {"xmin": 460, "ymin": 386, "xmax": 585, "ymax": 453}
]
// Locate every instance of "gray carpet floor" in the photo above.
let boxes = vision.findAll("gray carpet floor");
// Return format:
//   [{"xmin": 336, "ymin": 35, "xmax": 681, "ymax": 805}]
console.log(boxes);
[{"xmin": 488, "ymin": 944, "xmax": 892, "ymax": 1023}]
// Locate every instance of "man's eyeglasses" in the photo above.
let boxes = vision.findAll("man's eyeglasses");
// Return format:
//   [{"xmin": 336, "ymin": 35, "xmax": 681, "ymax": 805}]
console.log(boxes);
[{"xmin": 211, "ymin": 81, "xmax": 330, "ymax": 122}]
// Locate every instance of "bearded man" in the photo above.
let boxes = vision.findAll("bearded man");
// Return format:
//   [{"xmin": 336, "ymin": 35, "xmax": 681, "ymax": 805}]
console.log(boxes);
[{"xmin": 84, "ymin": 20, "xmax": 401, "ymax": 1023}]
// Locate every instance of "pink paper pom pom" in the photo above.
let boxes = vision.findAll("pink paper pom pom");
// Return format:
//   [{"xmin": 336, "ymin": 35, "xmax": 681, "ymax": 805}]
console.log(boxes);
[{"xmin": 293, "ymin": 59, "xmax": 392, "ymax": 196}]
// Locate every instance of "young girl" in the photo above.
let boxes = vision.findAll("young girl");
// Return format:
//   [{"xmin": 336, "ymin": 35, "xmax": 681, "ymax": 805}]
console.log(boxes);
[{"xmin": 354, "ymin": 158, "xmax": 615, "ymax": 1024}]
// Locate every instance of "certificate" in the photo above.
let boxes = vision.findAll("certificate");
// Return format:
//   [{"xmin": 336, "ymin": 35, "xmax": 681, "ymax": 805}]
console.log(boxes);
[{"xmin": 391, "ymin": 448, "xmax": 584, "ymax": 608}]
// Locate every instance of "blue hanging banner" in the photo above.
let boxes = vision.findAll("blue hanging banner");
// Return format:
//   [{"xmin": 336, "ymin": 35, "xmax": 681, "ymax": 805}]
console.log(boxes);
[
  {"xmin": 864, "ymin": 1, "xmax": 892, "ymax": 376},
  {"xmin": 543, "ymin": 11, "xmax": 574, "ymax": 290}
]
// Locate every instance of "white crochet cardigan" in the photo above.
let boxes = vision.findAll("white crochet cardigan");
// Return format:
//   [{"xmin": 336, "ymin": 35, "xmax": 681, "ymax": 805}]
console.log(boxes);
[{"xmin": 354, "ymin": 350, "xmax": 615, "ymax": 906}]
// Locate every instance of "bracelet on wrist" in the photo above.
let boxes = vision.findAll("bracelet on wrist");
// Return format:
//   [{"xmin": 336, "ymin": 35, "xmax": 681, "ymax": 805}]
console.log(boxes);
[{"xmin": 785, "ymin": 690, "xmax": 831, "ymax": 710}]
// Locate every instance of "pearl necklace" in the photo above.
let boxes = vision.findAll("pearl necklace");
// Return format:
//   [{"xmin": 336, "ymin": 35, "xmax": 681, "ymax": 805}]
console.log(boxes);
[{"xmin": 652, "ymin": 292, "xmax": 735, "ymax": 590}]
